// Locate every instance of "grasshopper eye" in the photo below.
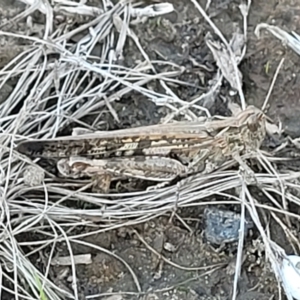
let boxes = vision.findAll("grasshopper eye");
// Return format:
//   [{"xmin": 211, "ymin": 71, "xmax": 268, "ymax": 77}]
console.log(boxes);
[
  {"xmin": 247, "ymin": 113, "xmax": 264, "ymax": 132},
  {"xmin": 246, "ymin": 118, "xmax": 258, "ymax": 132}
]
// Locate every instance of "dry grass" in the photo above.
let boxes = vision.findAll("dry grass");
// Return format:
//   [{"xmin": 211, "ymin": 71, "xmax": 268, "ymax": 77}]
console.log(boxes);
[{"xmin": 0, "ymin": 0, "xmax": 300, "ymax": 299}]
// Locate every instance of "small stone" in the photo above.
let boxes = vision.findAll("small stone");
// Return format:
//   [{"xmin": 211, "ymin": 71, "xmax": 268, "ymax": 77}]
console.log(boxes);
[
  {"xmin": 23, "ymin": 166, "xmax": 45, "ymax": 187},
  {"xmin": 203, "ymin": 207, "xmax": 253, "ymax": 245},
  {"xmin": 164, "ymin": 242, "xmax": 176, "ymax": 253},
  {"xmin": 281, "ymin": 255, "xmax": 300, "ymax": 300}
]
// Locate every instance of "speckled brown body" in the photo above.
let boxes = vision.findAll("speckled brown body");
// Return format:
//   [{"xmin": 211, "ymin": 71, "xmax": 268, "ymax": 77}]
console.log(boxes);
[{"xmin": 16, "ymin": 106, "xmax": 266, "ymax": 192}]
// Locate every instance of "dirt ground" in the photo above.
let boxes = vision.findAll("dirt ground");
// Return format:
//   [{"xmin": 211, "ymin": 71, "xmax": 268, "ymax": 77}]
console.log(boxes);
[{"xmin": 1, "ymin": 0, "xmax": 300, "ymax": 299}]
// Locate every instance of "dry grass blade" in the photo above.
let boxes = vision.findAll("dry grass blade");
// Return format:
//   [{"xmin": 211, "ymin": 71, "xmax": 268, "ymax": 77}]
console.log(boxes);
[
  {"xmin": 205, "ymin": 32, "xmax": 243, "ymax": 91},
  {"xmin": 189, "ymin": 0, "xmax": 246, "ymax": 109},
  {"xmin": 255, "ymin": 23, "xmax": 300, "ymax": 56}
]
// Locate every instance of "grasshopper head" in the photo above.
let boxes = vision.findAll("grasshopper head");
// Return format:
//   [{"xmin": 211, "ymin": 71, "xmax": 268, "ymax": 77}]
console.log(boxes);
[{"xmin": 244, "ymin": 108, "xmax": 267, "ymax": 149}]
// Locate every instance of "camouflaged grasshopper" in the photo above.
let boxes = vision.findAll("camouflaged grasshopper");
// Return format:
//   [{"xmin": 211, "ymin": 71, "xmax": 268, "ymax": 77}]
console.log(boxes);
[{"xmin": 16, "ymin": 106, "xmax": 266, "ymax": 192}]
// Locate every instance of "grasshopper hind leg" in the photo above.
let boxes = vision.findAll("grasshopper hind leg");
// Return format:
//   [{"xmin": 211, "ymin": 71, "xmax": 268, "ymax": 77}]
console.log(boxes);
[{"xmin": 91, "ymin": 173, "xmax": 113, "ymax": 193}]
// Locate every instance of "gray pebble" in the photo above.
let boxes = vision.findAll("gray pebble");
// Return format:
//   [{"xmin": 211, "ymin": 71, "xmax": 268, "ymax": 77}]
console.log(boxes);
[{"xmin": 204, "ymin": 207, "xmax": 253, "ymax": 245}]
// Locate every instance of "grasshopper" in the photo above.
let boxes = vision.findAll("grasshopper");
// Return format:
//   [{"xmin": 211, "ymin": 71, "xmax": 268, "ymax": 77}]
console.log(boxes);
[{"xmin": 16, "ymin": 106, "xmax": 266, "ymax": 192}]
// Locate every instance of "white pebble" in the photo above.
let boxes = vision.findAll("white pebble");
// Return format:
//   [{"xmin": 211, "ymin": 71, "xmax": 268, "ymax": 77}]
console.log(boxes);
[{"xmin": 281, "ymin": 255, "xmax": 300, "ymax": 300}]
